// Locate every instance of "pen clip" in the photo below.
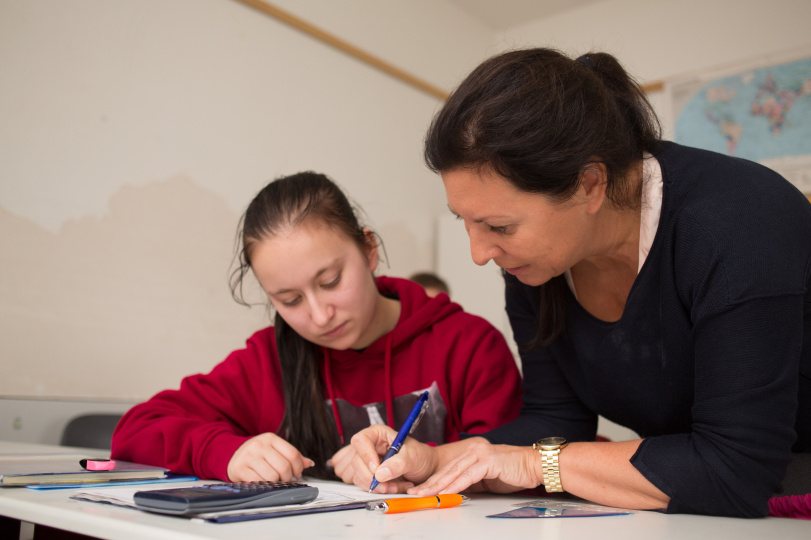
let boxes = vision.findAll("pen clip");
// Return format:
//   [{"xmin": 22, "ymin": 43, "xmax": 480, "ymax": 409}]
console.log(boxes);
[
  {"xmin": 390, "ymin": 399, "xmax": 428, "ymax": 452},
  {"xmin": 407, "ymin": 400, "xmax": 429, "ymax": 436}
]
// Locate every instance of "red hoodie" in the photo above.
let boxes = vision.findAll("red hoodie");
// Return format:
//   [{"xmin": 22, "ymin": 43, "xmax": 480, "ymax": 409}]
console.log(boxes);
[{"xmin": 111, "ymin": 276, "xmax": 522, "ymax": 481}]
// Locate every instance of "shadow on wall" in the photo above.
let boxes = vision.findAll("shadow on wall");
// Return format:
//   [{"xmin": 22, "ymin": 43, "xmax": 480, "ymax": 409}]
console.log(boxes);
[{"xmin": 0, "ymin": 176, "xmax": 268, "ymax": 401}]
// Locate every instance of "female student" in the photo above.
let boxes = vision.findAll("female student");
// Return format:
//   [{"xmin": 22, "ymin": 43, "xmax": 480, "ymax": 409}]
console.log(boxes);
[
  {"xmin": 343, "ymin": 48, "xmax": 811, "ymax": 518},
  {"xmin": 111, "ymin": 171, "xmax": 522, "ymax": 482}
]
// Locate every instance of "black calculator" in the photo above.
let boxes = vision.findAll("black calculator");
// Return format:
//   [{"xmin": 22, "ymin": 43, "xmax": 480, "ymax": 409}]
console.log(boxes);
[{"xmin": 133, "ymin": 481, "xmax": 319, "ymax": 516}]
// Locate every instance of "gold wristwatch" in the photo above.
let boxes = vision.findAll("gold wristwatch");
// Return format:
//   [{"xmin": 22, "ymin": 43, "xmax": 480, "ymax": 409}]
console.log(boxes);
[{"xmin": 533, "ymin": 436, "xmax": 568, "ymax": 493}]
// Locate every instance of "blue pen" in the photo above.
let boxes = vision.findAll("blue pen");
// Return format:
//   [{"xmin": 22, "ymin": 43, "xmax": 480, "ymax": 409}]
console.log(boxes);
[{"xmin": 369, "ymin": 390, "xmax": 429, "ymax": 492}]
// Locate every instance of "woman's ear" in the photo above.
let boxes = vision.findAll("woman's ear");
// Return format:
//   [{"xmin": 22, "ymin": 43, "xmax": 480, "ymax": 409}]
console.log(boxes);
[
  {"xmin": 362, "ymin": 228, "xmax": 379, "ymax": 272},
  {"xmin": 578, "ymin": 162, "xmax": 608, "ymax": 215}
]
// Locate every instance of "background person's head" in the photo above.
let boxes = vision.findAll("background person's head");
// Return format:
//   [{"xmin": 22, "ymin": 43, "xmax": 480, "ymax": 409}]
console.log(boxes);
[
  {"xmin": 409, "ymin": 271, "xmax": 450, "ymax": 298},
  {"xmin": 424, "ymin": 47, "xmax": 661, "ymax": 209}
]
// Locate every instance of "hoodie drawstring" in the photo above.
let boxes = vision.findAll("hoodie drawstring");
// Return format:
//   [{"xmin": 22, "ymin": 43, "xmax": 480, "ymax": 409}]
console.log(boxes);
[
  {"xmin": 323, "ymin": 333, "xmax": 395, "ymax": 447},
  {"xmin": 322, "ymin": 347, "xmax": 345, "ymax": 446},
  {"xmin": 383, "ymin": 333, "xmax": 394, "ymax": 429}
]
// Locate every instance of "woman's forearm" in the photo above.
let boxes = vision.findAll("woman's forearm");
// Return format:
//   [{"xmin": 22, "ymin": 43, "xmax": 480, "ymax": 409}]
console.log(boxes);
[
  {"xmin": 410, "ymin": 437, "xmax": 671, "ymax": 509},
  {"xmin": 555, "ymin": 440, "xmax": 670, "ymax": 510}
]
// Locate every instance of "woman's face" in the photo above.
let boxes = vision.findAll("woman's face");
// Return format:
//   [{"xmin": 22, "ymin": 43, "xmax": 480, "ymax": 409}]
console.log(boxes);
[
  {"xmin": 442, "ymin": 167, "xmax": 595, "ymax": 287},
  {"xmin": 250, "ymin": 221, "xmax": 381, "ymax": 350}
]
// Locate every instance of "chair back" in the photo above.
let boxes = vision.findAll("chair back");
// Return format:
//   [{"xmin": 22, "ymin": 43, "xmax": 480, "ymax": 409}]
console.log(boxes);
[{"xmin": 60, "ymin": 414, "xmax": 123, "ymax": 450}]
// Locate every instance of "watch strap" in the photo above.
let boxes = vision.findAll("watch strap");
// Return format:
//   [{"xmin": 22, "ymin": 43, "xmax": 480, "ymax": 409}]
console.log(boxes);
[
  {"xmin": 540, "ymin": 448, "xmax": 564, "ymax": 492},
  {"xmin": 533, "ymin": 439, "xmax": 567, "ymax": 493}
]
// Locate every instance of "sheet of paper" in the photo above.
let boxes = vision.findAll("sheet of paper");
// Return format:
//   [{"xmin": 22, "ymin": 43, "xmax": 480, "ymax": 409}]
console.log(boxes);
[{"xmin": 72, "ymin": 479, "xmax": 412, "ymax": 517}]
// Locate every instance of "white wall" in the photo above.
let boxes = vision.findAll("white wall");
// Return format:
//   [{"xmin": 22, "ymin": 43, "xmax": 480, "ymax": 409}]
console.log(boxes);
[
  {"xmin": 498, "ymin": 0, "xmax": 811, "ymax": 141},
  {"xmin": 266, "ymin": 0, "xmax": 495, "ymax": 92},
  {"xmin": 499, "ymin": 0, "xmax": 811, "ymax": 85},
  {"xmin": 0, "ymin": 0, "xmax": 493, "ymax": 406}
]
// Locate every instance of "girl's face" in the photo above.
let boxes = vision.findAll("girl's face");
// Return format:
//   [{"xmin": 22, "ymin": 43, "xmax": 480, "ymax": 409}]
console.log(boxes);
[
  {"xmin": 442, "ymin": 166, "xmax": 597, "ymax": 287},
  {"xmin": 250, "ymin": 221, "xmax": 381, "ymax": 350}
]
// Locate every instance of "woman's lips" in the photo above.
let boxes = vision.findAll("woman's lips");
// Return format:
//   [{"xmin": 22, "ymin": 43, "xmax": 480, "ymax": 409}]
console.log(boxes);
[{"xmin": 502, "ymin": 265, "xmax": 528, "ymax": 276}]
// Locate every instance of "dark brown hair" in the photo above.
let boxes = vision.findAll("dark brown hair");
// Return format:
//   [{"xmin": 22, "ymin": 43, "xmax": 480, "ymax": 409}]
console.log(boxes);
[
  {"xmin": 424, "ymin": 48, "xmax": 661, "ymax": 347},
  {"xmin": 409, "ymin": 271, "xmax": 450, "ymax": 295},
  {"xmin": 230, "ymin": 171, "xmax": 372, "ymax": 478}
]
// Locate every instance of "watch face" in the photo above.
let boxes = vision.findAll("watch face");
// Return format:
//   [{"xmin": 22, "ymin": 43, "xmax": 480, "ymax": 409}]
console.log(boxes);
[{"xmin": 536, "ymin": 436, "xmax": 567, "ymax": 447}]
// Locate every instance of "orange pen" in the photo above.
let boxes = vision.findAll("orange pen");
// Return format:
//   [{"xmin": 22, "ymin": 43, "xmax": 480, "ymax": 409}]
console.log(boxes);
[{"xmin": 366, "ymin": 494, "xmax": 469, "ymax": 514}]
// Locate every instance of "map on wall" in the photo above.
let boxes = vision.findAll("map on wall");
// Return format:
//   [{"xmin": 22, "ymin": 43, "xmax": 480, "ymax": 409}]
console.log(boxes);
[{"xmin": 670, "ymin": 53, "xmax": 811, "ymax": 194}]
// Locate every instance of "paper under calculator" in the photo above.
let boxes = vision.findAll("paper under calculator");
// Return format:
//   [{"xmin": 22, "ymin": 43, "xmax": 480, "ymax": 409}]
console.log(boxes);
[{"xmin": 133, "ymin": 481, "xmax": 319, "ymax": 515}]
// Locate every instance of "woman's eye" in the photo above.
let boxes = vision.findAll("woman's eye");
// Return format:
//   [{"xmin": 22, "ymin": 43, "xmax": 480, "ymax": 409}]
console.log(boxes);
[
  {"xmin": 489, "ymin": 225, "xmax": 509, "ymax": 235},
  {"xmin": 323, "ymin": 274, "xmax": 341, "ymax": 288}
]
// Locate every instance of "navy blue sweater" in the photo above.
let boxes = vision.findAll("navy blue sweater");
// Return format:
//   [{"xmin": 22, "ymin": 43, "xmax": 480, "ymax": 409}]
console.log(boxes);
[{"xmin": 485, "ymin": 142, "xmax": 811, "ymax": 517}]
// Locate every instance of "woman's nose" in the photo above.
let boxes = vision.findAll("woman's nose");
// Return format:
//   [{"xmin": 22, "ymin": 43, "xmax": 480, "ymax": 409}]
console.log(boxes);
[{"xmin": 469, "ymin": 228, "xmax": 498, "ymax": 266}]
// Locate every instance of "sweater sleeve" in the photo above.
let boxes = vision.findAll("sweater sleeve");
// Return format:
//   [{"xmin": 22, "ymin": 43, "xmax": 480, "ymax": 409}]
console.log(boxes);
[
  {"xmin": 111, "ymin": 330, "xmax": 283, "ymax": 481},
  {"xmin": 483, "ymin": 275, "xmax": 597, "ymax": 446},
  {"xmin": 632, "ymin": 293, "xmax": 801, "ymax": 517},
  {"xmin": 630, "ymin": 183, "xmax": 809, "ymax": 517}
]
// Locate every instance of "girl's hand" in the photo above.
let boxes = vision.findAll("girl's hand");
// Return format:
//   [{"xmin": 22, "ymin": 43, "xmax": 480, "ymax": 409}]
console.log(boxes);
[
  {"xmin": 328, "ymin": 444, "xmax": 358, "ymax": 484},
  {"xmin": 347, "ymin": 424, "xmax": 438, "ymax": 494},
  {"xmin": 227, "ymin": 432, "xmax": 314, "ymax": 482}
]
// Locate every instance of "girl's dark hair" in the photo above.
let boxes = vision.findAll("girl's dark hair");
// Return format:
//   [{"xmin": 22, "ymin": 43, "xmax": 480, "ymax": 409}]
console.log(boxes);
[
  {"xmin": 229, "ymin": 171, "xmax": 371, "ymax": 479},
  {"xmin": 425, "ymin": 48, "xmax": 661, "ymax": 348}
]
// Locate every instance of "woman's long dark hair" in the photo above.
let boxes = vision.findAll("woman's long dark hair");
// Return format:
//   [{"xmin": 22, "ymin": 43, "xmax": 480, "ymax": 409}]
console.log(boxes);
[
  {"xmin": 229, "ymin": 171, "xmax": 371, "ymax": 479},
  {"xmin": 424, "ymin": 48, "xmax": 661, "ymax": 349}
]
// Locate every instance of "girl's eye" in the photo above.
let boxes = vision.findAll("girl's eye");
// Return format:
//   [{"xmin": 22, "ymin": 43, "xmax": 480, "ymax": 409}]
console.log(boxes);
[
  {"xmin": 281, "ymin": 296, "xmax": 301, "ymax": 307},
  {"xmin": 323, "ymin": 274, "xmax": 341, "ymax": 288}
]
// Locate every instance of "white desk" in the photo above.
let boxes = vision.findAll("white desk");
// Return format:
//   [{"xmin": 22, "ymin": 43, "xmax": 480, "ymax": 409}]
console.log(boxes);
[{"xmin": 1, "ymin": 441, "xmax": 808, "ymax": 540}]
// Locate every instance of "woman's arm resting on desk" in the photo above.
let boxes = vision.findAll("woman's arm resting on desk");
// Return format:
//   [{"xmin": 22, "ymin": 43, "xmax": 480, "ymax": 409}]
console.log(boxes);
[
  {"xmin": 552, "ymin": 440, "xmax": 669, "ymax": 509},
  {"xmin": 415, "ymin": 439, "xmax": 668, "ymax": 510}
]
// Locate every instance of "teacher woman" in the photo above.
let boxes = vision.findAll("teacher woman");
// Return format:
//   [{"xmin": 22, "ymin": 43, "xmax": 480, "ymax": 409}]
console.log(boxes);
[{"xmin": 338, "ymin": 48, "xmax": 811, "ymax": 518}]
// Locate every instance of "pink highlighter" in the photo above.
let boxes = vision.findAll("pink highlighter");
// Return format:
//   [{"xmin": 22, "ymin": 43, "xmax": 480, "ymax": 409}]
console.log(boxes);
[{"xmin": 79, "ymin": 459, "xmax": 116, "ymax": 471}]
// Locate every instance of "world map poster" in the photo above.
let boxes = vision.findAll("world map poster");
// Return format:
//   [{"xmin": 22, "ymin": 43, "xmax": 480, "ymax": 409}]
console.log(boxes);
[{"xmin": 671, "ymin": 53, "xmax": 811, "ymax": 196}]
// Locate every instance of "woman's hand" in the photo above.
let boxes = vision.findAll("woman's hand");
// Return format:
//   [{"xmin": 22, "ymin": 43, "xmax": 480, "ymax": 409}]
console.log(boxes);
[
  {"xmin": 347, "ymin": 424, "xmax": 439, "ymax": 493},
  {"xmin": 227, "ymin": 433, "xmax": 314, "ymax": 482},
  {"xmin": 407, "ymin": 438, "xmax": 543, "ymax": 496}
]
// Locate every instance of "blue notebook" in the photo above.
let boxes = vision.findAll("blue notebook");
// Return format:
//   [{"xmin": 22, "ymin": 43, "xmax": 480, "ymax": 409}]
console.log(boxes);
[{"xmin": 29, "ymin": 474, "xmax": 196, "ymax": 490}]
